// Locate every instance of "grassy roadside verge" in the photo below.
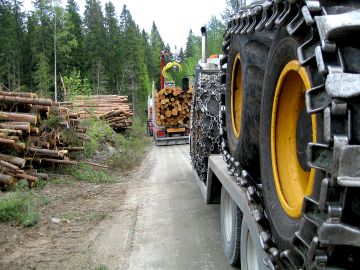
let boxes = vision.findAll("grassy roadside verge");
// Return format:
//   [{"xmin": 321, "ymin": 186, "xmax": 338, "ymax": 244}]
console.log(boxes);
[{"xmin": 0, "ymin": 118, "xmax": 150, "ymax": 227}]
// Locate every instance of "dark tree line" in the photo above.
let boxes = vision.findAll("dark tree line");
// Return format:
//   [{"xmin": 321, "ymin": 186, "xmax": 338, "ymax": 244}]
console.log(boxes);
[{"xmin": 0, "ymin": 0, "xmax": 229, "ymax": 117}]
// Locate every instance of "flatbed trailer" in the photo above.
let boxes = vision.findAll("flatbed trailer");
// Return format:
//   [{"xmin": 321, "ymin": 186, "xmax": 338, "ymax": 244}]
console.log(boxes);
[{"xmin": 193, "ymin": 155, "xmax": 270, "ymax": 269}]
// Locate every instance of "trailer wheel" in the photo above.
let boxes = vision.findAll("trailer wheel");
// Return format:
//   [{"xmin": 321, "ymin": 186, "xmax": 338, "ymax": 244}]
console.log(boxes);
[
  {"xmin": 220, "ymin": 186, "xmax": 242, "ymax": 266},
  {"xmin": 240, "ymin": 217, "xmax": 268, "ymax": 270},
  {"xmin": 260, "ymin": 28, "xmax": 323, "ymax": 250}
]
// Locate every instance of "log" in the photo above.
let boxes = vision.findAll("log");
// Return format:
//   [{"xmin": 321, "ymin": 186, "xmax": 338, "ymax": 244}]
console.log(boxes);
[
  {"xmin": 15, "ymin": 173, "xmax": 38, "ymax": 182},
  {"xmin": 14, "ymin": 142, "xmax": 26, "ymax": 151},
  {"xmin": 0, "ymin": 91, "xmax": 37, "ymax": 98},
  {"xmin": 30, "ymin": 127, "xmax": 39, "ymax": 134},
  {"xmin": 0, "ymin": 137, "xmax": 15, "ymax": 145},
  {"xmin": 0, "ymin": 95, "xmax": 52, "ymax": 106},
  {"xmin": 0, "ymin": 173, "xmax": 13, "ymax": 185},
  {"xmin": 40, "ymin": 158, "xmax": 77, "ymax": 165},
  {"xmin": 0, "ymin": 111, "xmax": 38, "ymax": 125},
  {"xmin": 0, "ymin": 160, "xmax": 19, "ymax": 171},
  {"xmin": 0, "ymin": 123, "xmax": 30, "ymax": 133},
  {"xmin": 0, "ymin": 154, "xmax": 26, "ymax": 167},
  {"xmin": 28, "ymin": 147, "xmax": 67, "ymax": 158},
  {"xmin": 0, "ymin": 127, "xmax": 27, "ymax": 133},
  {"xmin": 26, "ymin": 171, "xmax": 49, "ymax": 180}
]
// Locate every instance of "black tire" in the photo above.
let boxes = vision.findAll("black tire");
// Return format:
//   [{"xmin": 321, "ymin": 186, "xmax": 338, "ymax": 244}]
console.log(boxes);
[
  {"xmin": 220, "ymin": 186, "xmax": 242, "ymax": 266},
  {"xmin": 190, "ymin": 72, "xmax": 221, "ymax": 182},
  {"xmin": 259, "ymin": 27, "xmax": 324, "ymax": 250},
  {"xmin": 224, "ymin": 32, "xmax": 272, "ymax": 179}
]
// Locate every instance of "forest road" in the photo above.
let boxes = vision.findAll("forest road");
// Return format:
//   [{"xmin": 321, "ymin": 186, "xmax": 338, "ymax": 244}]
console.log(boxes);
[{"xmin": 90, "ymin": 144, "xmax": 235, "ymax": 270}]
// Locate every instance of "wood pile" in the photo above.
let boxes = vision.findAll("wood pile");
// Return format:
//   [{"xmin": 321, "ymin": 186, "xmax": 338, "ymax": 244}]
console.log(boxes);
[
  {"xmin": 154, "ymin": 87, "xmax": 193, "ymax": 126},
  {"xmin": 62, "ymin": 95, "xmax": 133, "ymax": 130},
  {"xmin": 0, "ymin": 91, "xmax": 84, "ymax": 189}
]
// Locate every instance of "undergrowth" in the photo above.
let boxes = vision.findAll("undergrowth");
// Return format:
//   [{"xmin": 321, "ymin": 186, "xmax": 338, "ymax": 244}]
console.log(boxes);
[
  {"xmin": 82, "ymin": 117, "xmax": 150, "ymax": 171},
  {"xmin": 109, "ymin": 118, "xmax": 150, "ymax": 171},
  {"xmin": 0, "ymin": 118, "xmax": 149, "ymax": 226},
  {"xmin": 67, "ymin": 162, "xmax": 116, "ymax": 183},
  {"xmin": 0, "ymin": 191, "xmax": 39, "ymax": 226}
]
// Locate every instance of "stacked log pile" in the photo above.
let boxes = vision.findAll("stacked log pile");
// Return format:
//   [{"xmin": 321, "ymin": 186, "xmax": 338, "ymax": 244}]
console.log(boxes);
[
  {"xmin": 63, "ymin": 95, "xmax": 133, "ymax": 130},
  {"xmin": 0, "ymin": 91, "xmax": 84, "ymax": 189},
  {"xmin": 99, "ymin": 109, "xmax": 132, "ymax": 130},
  {"xmin": 155, "ymin": 87, "xmax": 193, "ymax": 126}
]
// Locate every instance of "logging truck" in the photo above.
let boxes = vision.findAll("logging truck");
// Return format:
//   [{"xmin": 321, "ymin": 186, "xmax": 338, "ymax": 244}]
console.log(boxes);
[
  {"xmin": 190, "ymin": 0, "xmax": 360, "ymax": 269},
  {"xmin": 151, "ymin": 51, "xmax": 192, "ymax": 146}
]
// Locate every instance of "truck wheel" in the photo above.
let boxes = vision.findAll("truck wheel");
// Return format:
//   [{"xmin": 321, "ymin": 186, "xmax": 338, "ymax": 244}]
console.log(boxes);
[
  {"xmin": 259, "ymin": 28, "xmax": 323, "ymax": 250},
  {"xmin": 220, "ymin": 186, "xmax": 242, "ymax": 266},
  {"xmin": 224, "ymin": 33, "xmax": 271, "ymax": 178},
  {"xmin": 190, "ymin": 72, "xmax": 221, "ymax": 182},
  {"xmin": 240, "ymin": 217, "xmax": 268, "ymax": 270}
]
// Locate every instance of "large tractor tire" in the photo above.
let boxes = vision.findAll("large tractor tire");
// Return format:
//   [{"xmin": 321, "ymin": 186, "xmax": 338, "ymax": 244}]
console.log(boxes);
[
  {"xmin": 190, "ymin": 72, "xmax": 221, "ymax": 182},
  {"xmin": 220, "ymin": 1, "xmax": 360, "ymax": 269},
  {"xmin": 259, "ymin": 27, "xmax": 324, "ymax": 251},
  {"xmin": 220, "ymin": 186, "xmax": 242, "ymax": 266},
  {"xmin": 224, "ymin": 31, "xmax": 273, "ymax": 179},
  {"xmin": 260, "ymin": 3, "xmax": 360, "ymax": 266}
]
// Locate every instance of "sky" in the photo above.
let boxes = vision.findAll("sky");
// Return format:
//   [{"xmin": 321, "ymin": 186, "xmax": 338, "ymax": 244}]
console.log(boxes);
[{"xmin": 23, "ymin": 0, "xmax": 227, "ymax": 50}]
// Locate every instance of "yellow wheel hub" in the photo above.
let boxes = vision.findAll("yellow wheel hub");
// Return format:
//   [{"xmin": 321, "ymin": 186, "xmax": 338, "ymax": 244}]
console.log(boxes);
[
  {"xmin": 271, "ymin": 60, "xmax": 317, "ymax": 218},
  {"xmin": 231, "ymin": 53, "xmax": 243, "ymax": 138}
]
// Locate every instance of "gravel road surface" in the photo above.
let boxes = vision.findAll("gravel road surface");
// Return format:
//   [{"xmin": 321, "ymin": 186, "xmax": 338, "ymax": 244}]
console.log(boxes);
[{"xmin": 90, "ymin": 144, "xmax": 234, "ymax": 270}]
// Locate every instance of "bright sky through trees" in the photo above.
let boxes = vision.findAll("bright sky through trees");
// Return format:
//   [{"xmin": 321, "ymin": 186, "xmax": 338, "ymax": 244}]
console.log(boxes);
[{"xmin": 23, "ymin": 0, "xmax": 226, "ymax": 50}]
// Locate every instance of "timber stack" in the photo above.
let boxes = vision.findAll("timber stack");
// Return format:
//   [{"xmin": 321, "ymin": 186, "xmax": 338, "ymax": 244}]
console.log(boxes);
[
  {"xmin": 62, "ymin": 95, "xmax": 133, "ymax": 130},
  {"xmin": 0, "ymin": 91, "xmax": 84, "ymax": 190},
  {"xmin": 155, "ymin": 87, "xmax": 193, "ymax": 126}
]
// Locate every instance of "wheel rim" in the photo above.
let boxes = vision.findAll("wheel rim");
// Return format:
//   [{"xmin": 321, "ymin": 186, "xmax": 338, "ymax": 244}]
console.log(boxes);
[
  {"xmin": 246, "ymin": 228, "xmax": 260, "ymax": 270},
  {"xmin": 271, "ymin": 60, "xmax": 317, "ymax": 218},
  {"xmin": 224, "ymin": 191, "xmax": 233, "ymax": 242},
  {"xmin": 231, "ymin": 53, "xmax": 243, "ymax": 138}
]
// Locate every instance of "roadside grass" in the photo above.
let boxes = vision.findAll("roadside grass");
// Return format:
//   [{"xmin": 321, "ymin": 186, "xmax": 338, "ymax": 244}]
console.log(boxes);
[
  {"xmin": 66, "ymin": 162, "xmax": 116, "ymax": 183},
  {"xmin": 62, "ymin": 211, "xmax": 76, "ymax": 220},
  {"xmin": 85, "ymin": 212, "xmax": 106, "ymax": 221},
  {"xmin": 0, "ymin": 191, "xmax": 39, "ymax": 226},
  {"xmin": 95, "ymin": 265, "xmax": 109, "ymax": 270},
  {"xmin": 109, "ymin": 118, "xmax": 150, "ymax": 171}
]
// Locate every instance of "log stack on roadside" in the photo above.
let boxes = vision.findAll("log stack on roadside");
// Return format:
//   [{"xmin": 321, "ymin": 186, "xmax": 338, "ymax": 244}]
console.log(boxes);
[
  {"xmin": 0, "ymin": 91, "xmax": 84, "ymax": 189},
  {"xmin": 154, "ymin": 87, "xmax": 193, "ymax": 126},
  {"xmin": 63, "ymin": 95, "xmax": 133, "ymax": 131}
]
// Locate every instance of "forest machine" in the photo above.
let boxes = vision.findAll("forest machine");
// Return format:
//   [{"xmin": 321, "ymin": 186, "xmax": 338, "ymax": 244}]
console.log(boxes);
[{"xmin": 190, "ymin": 0, "xmax": 360, "ymax": 269}]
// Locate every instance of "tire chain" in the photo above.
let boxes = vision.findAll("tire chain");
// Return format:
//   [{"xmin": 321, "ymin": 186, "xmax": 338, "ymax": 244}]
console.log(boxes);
[
  {"xmin": 219, "ymin": 1, "xmax": 360, "ymax": 269},
  {"xmin": 190, "ymin": 72, "xmax": 222, "ymax": 182}
]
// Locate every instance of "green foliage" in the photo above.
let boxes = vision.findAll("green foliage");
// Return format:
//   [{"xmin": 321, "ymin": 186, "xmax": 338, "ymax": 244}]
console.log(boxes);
[
  {"xmin": 62, "ymin": 211, "xmax": 75, "ymax": 220},
  {"xmin": 61, "ymin": 127, "xmax": 83, "ymax": 147},
  {"xmin": 95, "ymin": 265, "xmax": 109, "ymax": 270},
  {"xmin": 68, "ymin": 162, "xmax": 115, "ymax": 183},
  {"xmin": 39, "ymin": 195, "xmax": 51, "ymax": 206},
  {"xmin": 42, "ymin": 114, "xmax": 61, "ymax": 128},
  {"xmin": 109, "ymin": 118, "xmax": 150, "ymax": 171},
  {"xmin": 0, "ymin": 192, "xmax": 39, "ymax": 227},
  {"xmin": 33, "ymin": 52, "xmax": 53, "ymax": 98},
  {"xmin": 64, "ymin": 69, "xmax": 92, "ymax": 100},
  {"xmin": 82, "ymin": 118, "xmax": 114, "ymax": 157},
  {"xmin": 207, "ymin": 16, "xmax": 226, "ymax": 56}
]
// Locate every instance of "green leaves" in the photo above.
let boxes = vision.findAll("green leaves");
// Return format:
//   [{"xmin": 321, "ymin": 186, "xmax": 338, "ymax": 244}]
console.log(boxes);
[{"xmin": 33, "ymin": 52, "xmax": 52, "ymax": 98}]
